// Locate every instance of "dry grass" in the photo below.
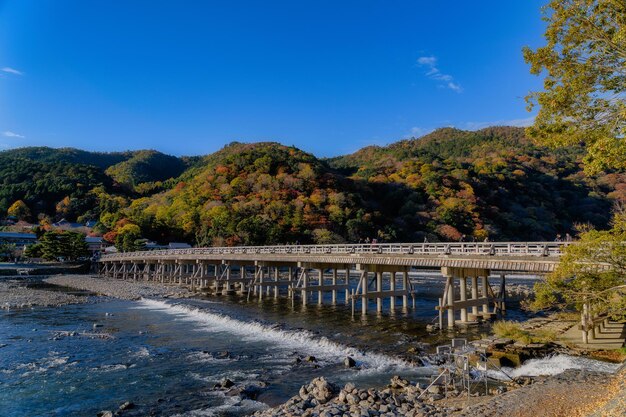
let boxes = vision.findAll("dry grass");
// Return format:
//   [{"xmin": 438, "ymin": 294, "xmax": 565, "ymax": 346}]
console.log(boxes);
[{"xmin": 492, "ymin": 320, "xmax": 557, "ymax": 344}]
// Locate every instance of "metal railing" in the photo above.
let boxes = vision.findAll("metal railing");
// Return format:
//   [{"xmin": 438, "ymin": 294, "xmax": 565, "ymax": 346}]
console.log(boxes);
[{"xmin": 99, "ymin": 241, "xmax": 573, "ymax": 261}]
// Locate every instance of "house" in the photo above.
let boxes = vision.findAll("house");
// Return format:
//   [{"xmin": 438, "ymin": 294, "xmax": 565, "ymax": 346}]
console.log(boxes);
[
  {"xmin": 0, "ymin": 232, "xmax": 38, "ymax": 246},
  {"xmin": 144, "ymin": 241, "xmax": 167, "ymax": 250},
  {"xmin": 52, "ymin": 218, "xmax": 84, "ymax": 229},
  {"xmin": 168, "ymin": 242, "xmax": 192, "ymax": 249},
  {"xmin": 85, "ymin": 236, "xmax": 110, "ymax": 254}
]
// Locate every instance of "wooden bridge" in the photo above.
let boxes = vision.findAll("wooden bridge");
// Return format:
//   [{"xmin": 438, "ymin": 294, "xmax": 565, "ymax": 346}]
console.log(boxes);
[{"xmin": 98, "ymin": 241, "xmax": 572, "ymax": 329}]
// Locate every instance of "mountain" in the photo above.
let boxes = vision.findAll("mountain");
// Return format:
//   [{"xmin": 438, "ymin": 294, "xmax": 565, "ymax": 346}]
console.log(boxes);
[
  {"xmin": 1, "ymin": 127, "xmax": 623, "ymax": 244},
  {"xmin": 0, "ymin": 146, "xmax": 132, "ymax": 169},
  {"xmin": 327, "ymin": 126, "xmax": 615, "ymax": 241},
  {"xmin": 104, "ymin": 150, "xmax": 188, "ymax": 190},
  {"xmin": 0, "ymin": 147, "xmax": 191, "ymax": 222},
  {"xmin": 121, "ymin": 142, "xmax": 370, "ymax": 245}
]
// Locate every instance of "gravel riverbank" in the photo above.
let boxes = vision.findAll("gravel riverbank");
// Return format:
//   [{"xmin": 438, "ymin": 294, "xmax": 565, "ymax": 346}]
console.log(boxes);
[
  {"xmin": 0, "ymin": 279, "xmax": 86, "ymax": 309},
  {"xmin": 253, "ymin": 367, "xmax": 625, "ymax": 417},
  {"xmin": 452, "ymin": 366, "xmax": 626, "ymax": 417},
  {"xmin": 44, "ymin": 275, "xmax": 194, "ymax": 300}
]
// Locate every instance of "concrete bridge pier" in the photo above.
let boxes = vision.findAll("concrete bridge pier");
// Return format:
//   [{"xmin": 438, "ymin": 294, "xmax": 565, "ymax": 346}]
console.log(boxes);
[
  {"xmin": 351, "ymin": 265, "xmax": 413, "ymax": 316},
  {"xmin": 439, "ymin": 267, "xmax": 496, "ymax": 328},
  {"xmin": 470, "ymin": 275, "xmax": 479, "ymax": 318}
]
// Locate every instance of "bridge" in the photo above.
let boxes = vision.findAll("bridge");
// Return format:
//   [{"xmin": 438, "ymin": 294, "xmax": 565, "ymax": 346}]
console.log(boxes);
[{"xmin": 99, "ymin": 241, "xmax": 572, "ymax": 329}]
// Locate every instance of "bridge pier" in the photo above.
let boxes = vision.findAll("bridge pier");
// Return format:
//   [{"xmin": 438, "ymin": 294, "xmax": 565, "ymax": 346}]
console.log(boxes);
[
  {"xmin": 350, "ymin": 265, "xmax": 413, "ymax": 316},
  {"xmin": 438, "ymin": 267, "xmax": 502, "ymax": 328}
]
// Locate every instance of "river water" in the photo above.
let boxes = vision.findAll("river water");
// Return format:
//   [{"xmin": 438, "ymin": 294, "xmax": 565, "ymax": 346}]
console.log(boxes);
[{"xmin": 0, "ymin": 277, "xmax": 618, "ymax": 416}]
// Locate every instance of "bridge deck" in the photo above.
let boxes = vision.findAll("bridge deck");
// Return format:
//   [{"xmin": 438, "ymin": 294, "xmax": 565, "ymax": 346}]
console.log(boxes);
[{"xmin": 99, "ymin": 242, "xmax": 570, "ymax": 273}]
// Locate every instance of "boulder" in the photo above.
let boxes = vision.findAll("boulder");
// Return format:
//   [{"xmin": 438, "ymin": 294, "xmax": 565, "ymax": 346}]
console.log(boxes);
[
  {"xmin": 390, "ymin": 375, "xmax": 411, "ymax": 389},
  {"xmin": 310, "ymin": 376, "xmax": 337, "ymax": 404},
  {"xmin": 344, "ymin": 356, "xmax": 357, "ymax": 368}
]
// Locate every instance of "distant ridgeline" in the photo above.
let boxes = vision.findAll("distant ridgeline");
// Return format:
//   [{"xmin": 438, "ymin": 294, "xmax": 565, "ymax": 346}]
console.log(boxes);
[{"xmin": 1, "ymin": 126, "xmax": 624, "ymax": 246}]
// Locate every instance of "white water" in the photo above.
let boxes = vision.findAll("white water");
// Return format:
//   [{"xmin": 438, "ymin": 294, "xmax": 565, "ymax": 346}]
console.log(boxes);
[
  {"xmin": 137, "ymin": 298, "xmax": 413, "ymax": 371},
  {"xmin": 488, "ymin": 354, "xmax": 620, "ymax": 380}
]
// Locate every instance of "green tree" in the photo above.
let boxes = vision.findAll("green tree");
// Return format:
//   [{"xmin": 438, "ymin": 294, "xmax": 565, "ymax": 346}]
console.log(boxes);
[
  {"xmin": 523, "ymin": 0, "xmax": 626, "ymax": 173},
  {"xmin": 524, "ymin": 1, "xmax": 626, "ymax": 320},
  {"xmin": 24, "ymin": 243, "xmax": 44, "ymax": 259},
  {"xmin": 532, "ymin": 209, "xmax": 626, "ymax": 320},
  {"xmin": 0, "ymin": 243, "xmax": 16, "ymax": 261},
  {"xmin": 38, "ymin": 230, "xmax": 89, "ymax": 261},
  {"xmin": 114, "ymin": 223, "xmax": 144, "ymax": 252}
]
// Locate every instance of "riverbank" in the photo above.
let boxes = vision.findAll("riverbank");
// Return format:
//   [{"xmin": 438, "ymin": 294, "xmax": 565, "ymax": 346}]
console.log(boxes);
[
  {"xmin": 0, "ymin": 279, "xmax": 87, "ymax": 309},
  {"xmin": 252, "ymin": 365, "xmax": 625, "ymax": 417},
  {"xmin": 44, "ymin": 274, "xmax": 194, "ymax": 300},
  {"xmin": 453, "ymin": 365, "xmax": 626, "ymax": 417}
]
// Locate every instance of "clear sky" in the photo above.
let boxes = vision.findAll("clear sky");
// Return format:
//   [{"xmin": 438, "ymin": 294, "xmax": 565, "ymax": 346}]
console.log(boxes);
[{"xmin": 0, "ymin": 1, "xmax": 547, "ymax": 157}]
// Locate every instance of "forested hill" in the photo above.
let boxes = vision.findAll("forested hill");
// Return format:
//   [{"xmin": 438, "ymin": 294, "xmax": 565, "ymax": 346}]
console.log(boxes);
[
  {"xmin": 1, "ymin": 127, "xmax": 624, "ymax": 246},
  {"xmin": 0, "ymin": 147, "xmax": 192, "ymax": 222}
]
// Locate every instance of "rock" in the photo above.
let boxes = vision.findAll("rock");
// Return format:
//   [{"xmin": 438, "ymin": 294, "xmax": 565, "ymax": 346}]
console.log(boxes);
[
  {"xmin": 427, "ymin": 385, "xmax": 442, "ymax": 395},
  {"xmin": 225, "ymin": 387, "xmax": 243, "ymax": 397},
  {"xmin": 344, "ymin": 356, "xmax": 357, "ymax": 368},
  {"xmin": 311, "ymin": 377, "xmax": 337, "ymax": 404},
  {"xmin": 390, "ymin": 375, "xmax": 410, "ymax": 389},
  {"xmin": 215, "ymin": 351, "xmax": 230, "ymax": 359},
  {"xmin": 118, "ymin": 401, "xmax": 134, "ymax": 410},
  {"xmin": 214, "ymin": 378, "xmax": 235, "ymax": 389},
  {"xmin": 304, "ymin": 355, "xmax": 317, "ymax": 363}
]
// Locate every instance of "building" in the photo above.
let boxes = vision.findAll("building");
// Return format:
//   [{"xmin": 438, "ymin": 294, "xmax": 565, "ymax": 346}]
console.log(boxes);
[
  {"xmin": 85, "ymin": 236, "xmax": 110, "ymax": 254},
  {"xmin": 0, "ymin": 232, "xmax": 38, "ymax": 247}
]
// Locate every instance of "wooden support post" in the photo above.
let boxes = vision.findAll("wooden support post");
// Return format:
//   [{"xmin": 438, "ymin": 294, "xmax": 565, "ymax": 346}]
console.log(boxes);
[
  {"xmin": 331, "ymin": 269, "xmax": 337, "ymax": 304},
  {"xmin": 402, "ymin": 271, "xmax": 409, "ymax": 310},
  {"xmin": 447, "ymin": 275, "xmax": 455, "ymax": 328},
  {"xmin": 376, "ymin": 272, "xmax": 383, "ymax": 312},
  {"xmin": 344, "ymin": 269, "xmax": 350, "ymax": 304},
  {"xmin": 301, "ymin": 270, "xmax": 308, "ymax": 306},
  {"xmin": 361, "ymin": 271, "xmax": 368, "ymax": 315},
  {"xmin": 471, "ymin": 276, "xmax": 479, "ymax": 316},
  {"xmin": 274, "ymin": 267, "xmax": 279, "ymax": 298},
  {"xmin": 318, "ymin": 269, "xmax": 323, "ymax": 305},
  {"xmin": 438, "ymin": 297, "xmax": 444, "ymax": 329},
  {"xmin": 500, "ymin": 273, "xmax": 507, "ymax": 315},
  {"xmin": 351, "ymin": 289, "xmax": 355, "ymax": 316},
  {"xmin": 460, "ymin": 276, "xmax": 467, "ymax": 322},
  {"xmin": 390, "ymin": 272, "xmax": 396, "ymax": 311},
  {"xmin": 258, "ymin": 266, "xmax": 264, "ymax": 300},
  {"xmin": 481, "ymin": 275, "xmax": 489, "ymax": 314}
]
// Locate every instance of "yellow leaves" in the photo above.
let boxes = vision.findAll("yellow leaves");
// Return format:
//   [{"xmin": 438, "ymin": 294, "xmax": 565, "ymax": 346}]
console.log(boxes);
[
  {"xmin": 309, "ymin": 189, "xmax": 327, "ymax": 207},
  {"xmin": 7, "ymin": 200, "xmax": 30, "ymax": 219},
  {"xmin": 117, "ymin": 223, "xmax": 140, "ymax": 235},
  {"xmin": 297, "ymin": 163, "xmax": 315, "ymax": 181}
]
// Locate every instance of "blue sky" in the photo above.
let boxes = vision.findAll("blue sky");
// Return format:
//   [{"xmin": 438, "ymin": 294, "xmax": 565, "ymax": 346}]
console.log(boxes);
[{"xmin": 0, "ymin": 1, "xmax": 547, "ymax": 157}]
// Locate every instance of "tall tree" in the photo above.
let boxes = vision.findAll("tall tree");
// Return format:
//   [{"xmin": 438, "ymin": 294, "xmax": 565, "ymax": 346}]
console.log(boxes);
[
  {"xmin": 523, "ymin": 0, "xmax": 626, "ymax": 174},
  {"xmin": 39, "ymin": 230, "xmax": 89, "ymax": 261},
  {"xmin": 525, "ymin": 1, "xmax": 626, "ymax": 321},
  {"xmin": 532, "ymin": 209, "xmax": 626, "ymax": 320}
]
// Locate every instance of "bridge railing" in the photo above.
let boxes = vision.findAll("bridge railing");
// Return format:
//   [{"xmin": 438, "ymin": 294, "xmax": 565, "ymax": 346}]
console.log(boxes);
[{"xmin": 99, "ymin": 241, "xmax": 572, "ymax": 261}]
